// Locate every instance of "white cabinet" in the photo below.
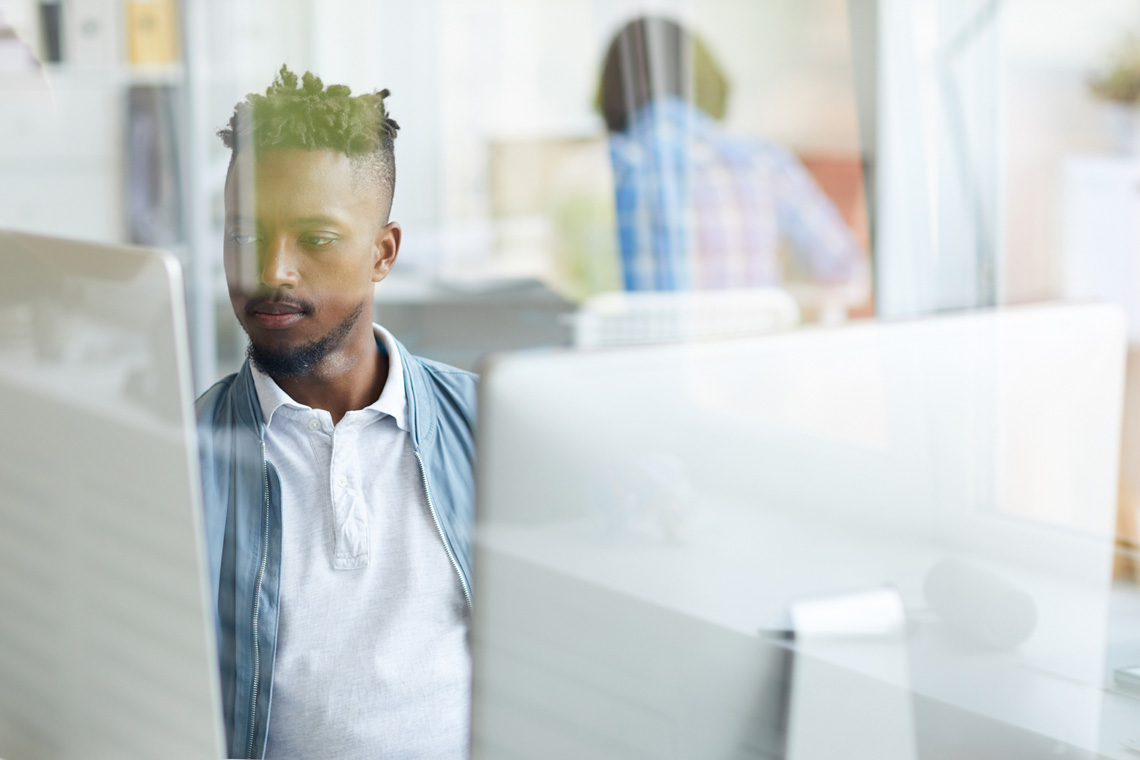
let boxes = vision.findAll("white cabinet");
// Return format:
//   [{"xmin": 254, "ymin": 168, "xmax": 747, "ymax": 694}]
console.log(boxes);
[{"xmin": 1062, "ymin": 156, "xmax": 1140, "ymax": 343}]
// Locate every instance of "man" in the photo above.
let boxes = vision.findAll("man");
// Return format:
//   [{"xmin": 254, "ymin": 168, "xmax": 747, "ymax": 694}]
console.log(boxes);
[
  {"xmin": 195, "ymin": 66, "xmax": 476, "ymax": 760},
  {"xmin": 598, "ymin": 16, "xmax": 866, "ymax": 294}
]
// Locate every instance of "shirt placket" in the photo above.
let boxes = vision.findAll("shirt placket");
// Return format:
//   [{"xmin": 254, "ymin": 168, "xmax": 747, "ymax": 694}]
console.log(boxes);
[{"xmin": 328, "ymin": 418, "xmax": 369, "ymax": 569}]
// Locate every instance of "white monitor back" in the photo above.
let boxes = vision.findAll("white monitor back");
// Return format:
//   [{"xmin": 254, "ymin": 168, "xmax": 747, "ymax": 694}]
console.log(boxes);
[
  {"xmin": 472, "ymin": 303, "xmax": 1126, "ymax": 759},
  {"xmin": 0, "ymin": 231, "xmax": 224, "ymax": 760}
]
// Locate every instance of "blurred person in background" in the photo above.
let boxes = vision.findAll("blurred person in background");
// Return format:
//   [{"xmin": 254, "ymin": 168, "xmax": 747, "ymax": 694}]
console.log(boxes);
[
  {"xmin": 196, "ymin": 66, "xmax": 475, "ymax": 760},
  {"xmin": 598, "ymin": 15, "xmax": 867, "ymax": 297}
]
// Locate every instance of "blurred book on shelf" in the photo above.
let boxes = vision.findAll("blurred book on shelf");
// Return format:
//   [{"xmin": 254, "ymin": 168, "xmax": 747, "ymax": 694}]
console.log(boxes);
[
  {"xmin": 37, "ymin": 0, "xmax": 62, "ymax": 63},
  {"xmin": 66, "ymin": 0, "xmax": 118, "ymax": 68},
  {"xmin": 125, "ymin": 0, "xmax": 177, "ymax": 65}
]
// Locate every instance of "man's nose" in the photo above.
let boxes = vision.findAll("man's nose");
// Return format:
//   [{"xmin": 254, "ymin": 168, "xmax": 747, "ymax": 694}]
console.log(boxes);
[{"xmin": 259, "ymin": 238, "xmax": 300, "ymax": 290}]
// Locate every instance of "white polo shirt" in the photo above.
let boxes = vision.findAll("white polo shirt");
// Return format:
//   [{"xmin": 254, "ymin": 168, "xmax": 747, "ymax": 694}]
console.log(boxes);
[{"xmin": 254, "ymin": 324, "xmax": 470, "ymax": 760}]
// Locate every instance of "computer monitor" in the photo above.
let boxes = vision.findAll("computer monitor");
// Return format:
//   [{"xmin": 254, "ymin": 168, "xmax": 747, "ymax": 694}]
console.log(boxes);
[
  {"xmin": 471, "ymin": 303, "xmax": 1127, "ymax": 759},
  {"xmin": 0, "ymin": 231, "xmax": 225, "ymax": 760}
]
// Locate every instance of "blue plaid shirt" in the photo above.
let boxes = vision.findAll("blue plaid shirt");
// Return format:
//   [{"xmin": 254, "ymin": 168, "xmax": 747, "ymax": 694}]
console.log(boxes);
[{"xmin": 608, "ymin": 97, "xmax": 862, "ymax": 291}]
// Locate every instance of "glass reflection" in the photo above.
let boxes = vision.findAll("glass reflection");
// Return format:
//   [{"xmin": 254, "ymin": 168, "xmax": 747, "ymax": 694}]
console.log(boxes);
[{"xmin": 2, "ymin": 1, "xmax": 1140, "ymax": 759}]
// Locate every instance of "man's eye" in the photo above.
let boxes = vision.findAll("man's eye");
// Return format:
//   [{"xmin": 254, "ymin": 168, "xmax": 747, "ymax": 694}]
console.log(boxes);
[
  {"xmin": 302, "ymin": 235, "xmax": 336, "ymax": 247},
  {"xmin": 229, "ymin": 232, "xmax": 258, "ymax": 246}
]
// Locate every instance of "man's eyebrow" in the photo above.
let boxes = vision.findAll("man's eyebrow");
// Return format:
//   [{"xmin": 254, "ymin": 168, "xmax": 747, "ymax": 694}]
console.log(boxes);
[
  {"xmin": 292, "ymin": 215, "xmax": 347, "ymax": 226},
  {"xmin": 223, "ymin": 213, "xmax": 348, "ymax": 226}
]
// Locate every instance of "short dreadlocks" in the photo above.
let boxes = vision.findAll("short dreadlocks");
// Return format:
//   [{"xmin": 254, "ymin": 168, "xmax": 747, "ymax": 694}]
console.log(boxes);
[{"xmin": 219, "ymin": 65, "xmax": 400, "ymax": 221}]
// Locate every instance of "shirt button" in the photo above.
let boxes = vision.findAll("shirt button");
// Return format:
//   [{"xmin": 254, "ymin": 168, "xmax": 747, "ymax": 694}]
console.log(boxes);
[
  {"xmin": 308, "ymin": 418, "xmax": 321, "ymax": 431},
  {"xmin": 337, "ymin": 474, "xmax": 348, "ymax": 488}
]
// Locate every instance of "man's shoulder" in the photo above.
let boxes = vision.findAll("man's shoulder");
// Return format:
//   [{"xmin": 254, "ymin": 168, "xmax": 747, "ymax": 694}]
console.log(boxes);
[
  {"xmin": 405, "ymin": 353, "xmax": 478, "ymax": 401},
  {"xmin": 194, "ymin": 372, "xmax": 240, "ymax": 422},
  {"xmin": 409, "ymin": 354, "xmax": 478, "ymax": 383},
  {"xmin": 193, "ymin": 368, "xmax": 262, "ymax": 440},
  {"xmin": 392, "ymin": 336, "xmax": 477, "ymax": 387},
  {"xmin": 399, "ymin": 350, "xmax": 479, "ymax": 432}
]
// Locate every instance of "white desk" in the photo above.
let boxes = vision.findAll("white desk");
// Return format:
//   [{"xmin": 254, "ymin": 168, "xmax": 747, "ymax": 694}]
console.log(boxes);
[{"xmin": 476, "ymin": 499, "xmax": 1133, "ymax": 758}]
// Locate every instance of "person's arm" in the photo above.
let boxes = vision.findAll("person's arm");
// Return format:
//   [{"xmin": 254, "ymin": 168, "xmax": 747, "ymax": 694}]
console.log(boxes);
[
  {"xmin": 768, "ymin": 146, "xmax": 864, "ymax": 284},
  {"xmin": 767, "ymin": 146, "xmax": 870, "ymax": 322}
]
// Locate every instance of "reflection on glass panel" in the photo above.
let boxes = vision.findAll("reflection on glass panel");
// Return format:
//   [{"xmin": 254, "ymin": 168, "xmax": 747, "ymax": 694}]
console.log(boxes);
[
  {"xmin": 4, "ymin": 1, "xmax": 1140, "ymax": 759},
  {"xmin": 474, "ymin": 303, "xmax": 1128, "ymax": 759}
]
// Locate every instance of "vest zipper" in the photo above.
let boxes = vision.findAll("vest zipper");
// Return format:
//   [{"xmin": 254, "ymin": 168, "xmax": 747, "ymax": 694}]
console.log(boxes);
[
  {"xmin": 247, "ymin": 440, "xmax": 271, "ymax": 758},
  {"xmin": 415, "ymin": 449, "xmax": 473, "ymax": 609}
]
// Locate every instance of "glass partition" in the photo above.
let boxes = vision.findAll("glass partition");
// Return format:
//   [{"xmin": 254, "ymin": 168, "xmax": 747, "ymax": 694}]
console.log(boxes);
[{"xmin": 3, "ymin": 1, "xmax": 1140, "ymax": 758}]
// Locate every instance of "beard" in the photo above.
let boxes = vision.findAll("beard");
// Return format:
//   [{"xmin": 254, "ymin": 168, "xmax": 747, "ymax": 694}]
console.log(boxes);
[{"xmin": 246, "ymin": 300, "xmax": 366, "ymax": 378}]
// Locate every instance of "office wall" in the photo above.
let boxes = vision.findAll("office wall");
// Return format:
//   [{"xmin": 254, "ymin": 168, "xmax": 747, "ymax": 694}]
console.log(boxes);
[{"xmin": 1003, "ymin": 0, "xmax": 1140, "ymax": 303}]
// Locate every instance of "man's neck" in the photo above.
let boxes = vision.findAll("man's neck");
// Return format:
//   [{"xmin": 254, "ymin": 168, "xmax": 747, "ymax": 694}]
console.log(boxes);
[{"xmin": 271, "ymin": 327, "xmax": 388, "ymax": 425}]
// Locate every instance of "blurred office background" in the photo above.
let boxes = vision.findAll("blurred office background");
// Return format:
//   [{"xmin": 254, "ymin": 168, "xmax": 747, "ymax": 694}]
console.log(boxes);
[{"xmin": 3, "ymin": 0, "xmax": 1140, "ymax": 573}]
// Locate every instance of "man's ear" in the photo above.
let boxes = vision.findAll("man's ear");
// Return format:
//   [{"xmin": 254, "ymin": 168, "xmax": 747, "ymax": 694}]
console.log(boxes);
[{"xmin": 372, "ymin": 221, "xmax": 401, "ymax": 283}]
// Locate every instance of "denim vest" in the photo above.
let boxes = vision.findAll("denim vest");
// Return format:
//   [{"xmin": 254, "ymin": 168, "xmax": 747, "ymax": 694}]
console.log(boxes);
[{"xmin": 195, "ymin": 339, "xmax": 476, "ymax": 758}]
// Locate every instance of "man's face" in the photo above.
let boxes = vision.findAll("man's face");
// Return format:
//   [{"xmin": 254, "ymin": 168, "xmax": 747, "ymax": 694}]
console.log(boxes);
[{"xmin": 223, "ymin": 147, "xmax": 398, "ymax": 375}]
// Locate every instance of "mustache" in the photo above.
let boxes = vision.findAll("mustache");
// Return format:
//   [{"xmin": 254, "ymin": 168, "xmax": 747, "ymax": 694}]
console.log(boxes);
[{"xmin": 245, "ymin": 294, "xmax": 314, "ymax": 316}]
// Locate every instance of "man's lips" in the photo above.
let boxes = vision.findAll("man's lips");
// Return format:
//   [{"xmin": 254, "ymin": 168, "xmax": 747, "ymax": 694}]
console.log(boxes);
[{"xmin": 248, "ymin": 300, "xmax": 308, "ymax": 330}]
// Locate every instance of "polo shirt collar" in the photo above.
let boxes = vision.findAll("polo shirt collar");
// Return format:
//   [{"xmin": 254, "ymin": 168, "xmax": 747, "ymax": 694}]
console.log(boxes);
[{"xmin": 249, "ymin": 323, "xmax": 409, "ymax": 432}]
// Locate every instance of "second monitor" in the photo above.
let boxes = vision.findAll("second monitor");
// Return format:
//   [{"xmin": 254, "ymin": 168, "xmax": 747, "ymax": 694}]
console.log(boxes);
[{"xmin": 471, "ymin": 303, "xmax": 1126, "ymax": 759}]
